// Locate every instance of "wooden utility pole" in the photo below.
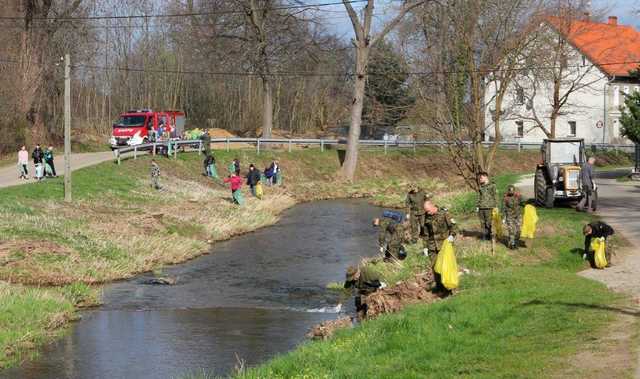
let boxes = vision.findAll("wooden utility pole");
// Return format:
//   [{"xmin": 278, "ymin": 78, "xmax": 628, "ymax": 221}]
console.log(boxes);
[{"xmin": 64, "ymin": 54, "xmax": 72, "ymax": 203}]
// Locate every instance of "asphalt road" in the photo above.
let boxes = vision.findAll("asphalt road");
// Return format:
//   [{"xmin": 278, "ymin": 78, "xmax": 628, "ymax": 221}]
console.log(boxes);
[{"xmin": 0, "ymin": 151, "xmax": 115, "ymax": 189}]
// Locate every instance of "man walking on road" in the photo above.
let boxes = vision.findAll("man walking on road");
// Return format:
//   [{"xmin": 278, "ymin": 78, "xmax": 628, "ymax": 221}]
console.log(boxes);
[
  {"xmin": 477, "ymin": 172, "xmax": 497, "ymax": 240},
  {"xmin": 577, "ymin": 157, "xmax": 596, "ymax": 212},
  {"xmin": 18, "ymin": 146, "xmax": 29, "ymax": 179}
]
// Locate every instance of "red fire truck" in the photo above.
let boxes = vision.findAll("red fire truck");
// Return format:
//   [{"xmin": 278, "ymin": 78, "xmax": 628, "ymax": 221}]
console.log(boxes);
[{"xmin": 110, "ymin": 109, "xmax": 186, "ymax": 148}]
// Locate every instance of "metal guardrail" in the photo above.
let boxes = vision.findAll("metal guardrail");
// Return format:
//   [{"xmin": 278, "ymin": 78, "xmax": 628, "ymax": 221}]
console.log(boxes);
[{"xmin": 113, "ymin": 138, "xmax": 636, "ymax": 164}]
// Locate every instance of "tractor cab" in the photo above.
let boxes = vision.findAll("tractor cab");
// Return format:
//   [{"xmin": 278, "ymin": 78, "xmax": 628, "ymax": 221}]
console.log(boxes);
[{"xmin": 535, "ymin": 138, "xmax": 594, "ymax": 208}]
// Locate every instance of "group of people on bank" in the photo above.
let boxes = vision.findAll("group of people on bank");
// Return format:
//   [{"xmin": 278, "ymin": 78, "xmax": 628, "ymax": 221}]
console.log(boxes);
[
  {"xmin": 17, "ymin": 144, "xmax": 57, "ymax": 181},
  {"xmin": 346, "ymin": 170, "xmax": 616, "ymax": 318},
  {"xmin": 150, "ymin": 141, "xmax": 281, "ymax": 205}
]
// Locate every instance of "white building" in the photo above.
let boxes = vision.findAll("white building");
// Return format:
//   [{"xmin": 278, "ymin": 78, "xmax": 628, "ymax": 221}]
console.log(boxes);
[{"xmin": 485, "ymin": 15, "xmax": 640, "ymax": 144}]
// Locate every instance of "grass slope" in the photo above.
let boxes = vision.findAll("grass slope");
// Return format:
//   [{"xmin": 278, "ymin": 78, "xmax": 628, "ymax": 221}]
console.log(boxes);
[{"xmin": 235, "ymin": 183, "xmax": 627, "ymax": 378}]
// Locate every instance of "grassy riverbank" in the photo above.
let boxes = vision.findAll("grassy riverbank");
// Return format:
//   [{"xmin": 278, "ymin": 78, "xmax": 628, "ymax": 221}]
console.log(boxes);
[
  {"xmin": 235, "ymin": 191, "xmax": 633, "ymax": 378},
  {"xmin": 0, "ymin": 147, "xmax": 540, "ymax": 368}
]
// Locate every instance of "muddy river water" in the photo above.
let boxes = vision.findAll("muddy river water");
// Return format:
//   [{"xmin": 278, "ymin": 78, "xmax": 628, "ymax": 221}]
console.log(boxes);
[{"xmin": 2, "ymin": 200, "xmax": 381, "ymax": 379}]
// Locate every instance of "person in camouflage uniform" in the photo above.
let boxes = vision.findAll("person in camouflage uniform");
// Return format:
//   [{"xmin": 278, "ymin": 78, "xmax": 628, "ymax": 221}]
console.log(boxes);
[
  {"xmin": 344, "ymin": 265, "xmax": 384, "ymax": 317},
  {"xmin": 423, "ymin": 199, "xmax": 457, "ymax": 293},
  {"xmin": 373, "ymin": 215, "xmax": 409, "ymax": 261},
  {"xmin": 423, "ymin": 200, "xmax": 457, "ymax": 256},
  {"xmin": 405, "ymin": 185, "xmax": 427, "ymax": 243},
  {"xmin": 502, "ymin": 185, "xmax": 523, "ymax": 249},
  {"xmin": 150, "ymin": 159, "xmax": 161, "ymax": 190},
  {"xmin": 477, "ymin": 172, "xmax": 497, "ymax": 240}
]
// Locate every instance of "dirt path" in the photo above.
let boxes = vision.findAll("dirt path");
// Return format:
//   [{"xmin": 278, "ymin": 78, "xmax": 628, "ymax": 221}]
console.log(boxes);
[
  {"xmin": 516, "ymin": 174, "xmax": 640, "ymax": 377},
  {"xmin": 0, "ymin": 151, "xmax": 115, "ymax": 189}
]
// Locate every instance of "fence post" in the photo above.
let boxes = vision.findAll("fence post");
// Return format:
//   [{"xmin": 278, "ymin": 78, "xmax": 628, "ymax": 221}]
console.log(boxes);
[
  {"xmin": 153, "ymin": 143, "xmax": 156, "ymax": 156},
  {"xmin": 134, "ymin": 146, "xmax": 137, "ymax": 160},
  {"xmin": 117, "ymin": 150, "xmax": 121, "ymax": 165},
  {"xmin": 320, "ymin": 140, "xmax": 324, "ymax": 152},
  {"xmin": 257, "ymin": 139, "xmax": 261, "ymax": 155},
  {"xmin": 517, "ymin": 141, "xmax": 521, "ymax": 152},
  {"xmin": 413, "ymin": 140, "xmax": 417, "ymax": 154},
  {"xmin": 198, "ymin": 140, "xmax": 202, "ymax": 155},
  {"xmin": 226, "ymin": 138, "xmax": 230, "ymax": 152},
  {"xmin": 288, "ymin": 139, "xmax": 292, "ymax": 153},
  {"xmin": 174, "ymin": 141, "xmax": 178, "ymax": 159},
  {"xmin": 384, "ymin": 140, "xmax": 388, "ymax": 155}
]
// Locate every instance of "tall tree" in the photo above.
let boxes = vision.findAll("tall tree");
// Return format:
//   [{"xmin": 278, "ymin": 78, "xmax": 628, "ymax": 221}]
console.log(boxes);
[
  {"xmin": 411, "ymin": 0, "xmax": 540, "ymax": 188},
  {"xmin": 363, "ymin": 41, "xmax": 414, "ymax": 137},
  {"xmin": 620, "ymin": 67, "xmax": 640, "ymax": 171},
  {"xmin": 341, "ymin": 0, "xmax": 424, "ymax": 181},
  {"xmin": 511, "ymin": 1, "xmax": 598, "ymax": 138}
]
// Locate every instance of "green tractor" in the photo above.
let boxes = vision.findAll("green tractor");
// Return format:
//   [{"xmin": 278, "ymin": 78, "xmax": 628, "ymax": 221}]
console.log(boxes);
[{"xmin": 534, "ymin": 138, "xmax": 597, "ymax": 209}]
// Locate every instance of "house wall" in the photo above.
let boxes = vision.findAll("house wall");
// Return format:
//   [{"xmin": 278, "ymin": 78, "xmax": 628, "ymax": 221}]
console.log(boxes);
[{"xmin": 485, "ymin": 43, "xmax": 640, "ymax": 144}]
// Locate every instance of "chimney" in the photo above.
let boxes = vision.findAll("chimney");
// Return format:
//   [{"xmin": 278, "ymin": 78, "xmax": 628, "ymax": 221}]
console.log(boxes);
[{"xmin": 608, "ymin": 16, "xmax": 618, "ymax": 26}]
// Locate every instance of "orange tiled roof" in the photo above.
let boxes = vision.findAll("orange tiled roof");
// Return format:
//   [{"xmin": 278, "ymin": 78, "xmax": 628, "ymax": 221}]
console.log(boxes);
[{"xmin": 546, "ymin": 16, "xmax": 640, "ymax": 77}]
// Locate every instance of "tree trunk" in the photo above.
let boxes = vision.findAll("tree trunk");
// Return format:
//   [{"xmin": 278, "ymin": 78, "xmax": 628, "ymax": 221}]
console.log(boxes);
[
  {"xmin": 261, "ymin": 77, "xmax": 273, "ymax": 139},
  {"xmin": 340, "ymin": 47, "xmax": 368, "ymax": 181}
]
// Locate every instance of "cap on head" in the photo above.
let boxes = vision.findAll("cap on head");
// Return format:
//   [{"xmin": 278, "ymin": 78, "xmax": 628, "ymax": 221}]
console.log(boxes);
[
  {"xmin": 507, "ymin": 185, "xmax": 516, "ymax": 193},
  {"xmin": 345, "ymin": 266, "xmax": 358, "ymax": 281}
]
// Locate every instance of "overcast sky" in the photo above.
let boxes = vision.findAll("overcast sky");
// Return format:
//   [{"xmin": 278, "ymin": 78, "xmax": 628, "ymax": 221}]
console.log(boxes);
[{"xmin": 319, "ymin": 0, "xmax": 639, "ymax": 39}]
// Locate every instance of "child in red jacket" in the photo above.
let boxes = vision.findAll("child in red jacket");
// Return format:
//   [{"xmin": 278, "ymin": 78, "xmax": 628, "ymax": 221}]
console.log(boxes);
[{"xmin": 224, "ymin": 173, "xmax": 244, "ymax": 205}]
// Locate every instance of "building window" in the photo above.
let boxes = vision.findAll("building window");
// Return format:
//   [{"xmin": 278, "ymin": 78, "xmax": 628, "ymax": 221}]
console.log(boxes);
[
  {"xmin": 516, "ymin": 121, "xmax": 524, "ymax": 137},
  {"xmin": 515, "ymin": 87, "xmax": 525, "ymax": 105},
  {"xmin": 624, "ymin": 86, "xmax": 630, "ymax": 96},
  {"xmin": 613, "ymin": 86, "xmax": 620, "ymax": 107},
  {"xmin": 568, "ymin": 121, "xmax": 576, "ymax": 136}
]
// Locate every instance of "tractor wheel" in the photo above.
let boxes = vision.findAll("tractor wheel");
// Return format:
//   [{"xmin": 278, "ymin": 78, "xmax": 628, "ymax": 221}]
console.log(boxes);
[
  {"xmin": 545, "ymin": 187, "xmax": 555, "ymax": 208},
  {"xmin": 534, "ymin": 168, "xmax": 549, "ymax": 207}
]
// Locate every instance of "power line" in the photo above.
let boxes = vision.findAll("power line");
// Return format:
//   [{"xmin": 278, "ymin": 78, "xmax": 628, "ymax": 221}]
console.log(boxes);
[
  {"xmin": 2, "ymin": 57, "xmax": 638, "ymax": 78},
  {"xmin": 0, "ymin": 0, "xmax": 367, "ymax": 22},
  {"xmin": 69, "ymin": 60, "xmax": 640, "ymax": 78}
]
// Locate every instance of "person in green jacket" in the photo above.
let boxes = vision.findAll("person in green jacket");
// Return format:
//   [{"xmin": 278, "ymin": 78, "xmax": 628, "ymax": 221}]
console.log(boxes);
[
  {"xmin": 405, "ymin": 184, "xmax": 427, "ymax": 243},
  {"xmin": 477, "ymin": 172, "xmax": 497, "ymax": 240},
  {"xmin": 344, "ymin": 265, "xmax": 385, "ymax": 317},
  {"xmin": 503, "ymin": 185, "xmax": 523, "ymax": 249},
  {"xmin": 373, "ymin": 216, "xmax": 408, "ymax": 261}
]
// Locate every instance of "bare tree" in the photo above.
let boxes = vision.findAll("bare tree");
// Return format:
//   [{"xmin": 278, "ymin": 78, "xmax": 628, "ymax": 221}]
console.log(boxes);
[
  {"xmin": 512, "ymin": 2, "xmax": 600, "ymax": 138},
  {"xmin": 340, "ymin": 0, "xmax": 424, "ymax": 181},
  {"xmin": 411, "ymin": 0, "xmax": 540, "ymax": 188}
]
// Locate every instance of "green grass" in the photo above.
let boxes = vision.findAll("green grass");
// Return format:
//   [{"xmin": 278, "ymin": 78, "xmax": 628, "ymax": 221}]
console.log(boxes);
[
  {"xmin": 238, "ymin": 267, "xmax": 615, "ymax": 379},
  {"xmin": 0, "ymin": 148, "xmax": 540, "ymax": 370},
  {"xmin": 0, "ymin": 282, "xmax": 99, "ymax": 368},
  {"xmin": 234, "ymin": 179, "xmax": 621, "ymax": 379}
]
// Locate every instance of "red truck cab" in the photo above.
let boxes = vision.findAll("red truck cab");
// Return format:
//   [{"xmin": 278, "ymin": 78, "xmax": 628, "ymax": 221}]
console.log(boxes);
[{"xmin": 110, "ymin": 109, "xmax": 186, "ymax": 148}]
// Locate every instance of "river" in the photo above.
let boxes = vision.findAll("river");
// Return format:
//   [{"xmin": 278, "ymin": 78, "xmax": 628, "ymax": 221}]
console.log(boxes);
[{"xmin": 1, "ymin": 200, "xmax": 381, "ymax": 379}]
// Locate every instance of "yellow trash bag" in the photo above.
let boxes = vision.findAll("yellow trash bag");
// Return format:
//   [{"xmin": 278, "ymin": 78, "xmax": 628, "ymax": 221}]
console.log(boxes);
[
  {"xmin": 520, "ymin": 204, "xmax": 539, "ymax": 239},
  {"xmin": 591, "ymin": 237, "xmax": 607, "ymax": 269},
  {"xmin": 255, "ymin": 182, "xmax": 264, "ymax": 200},
  {"xmin": 492, "ymin": 208, "xmax": 503, "ymax": 239},
  {"xmin": 434, "ymin": 239, "xmax": 459, "ymax": 290}
]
